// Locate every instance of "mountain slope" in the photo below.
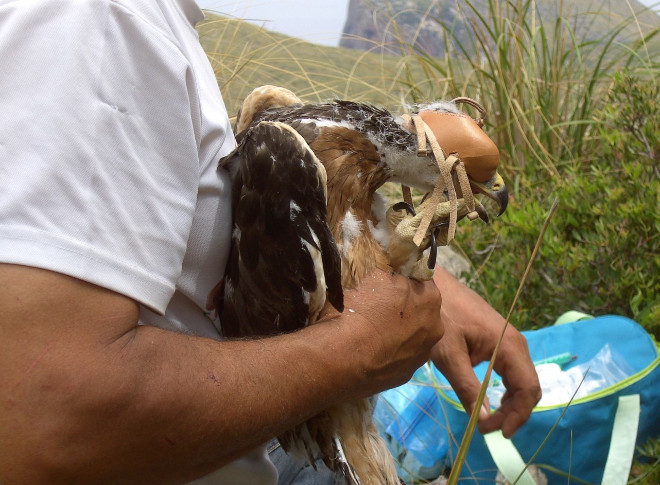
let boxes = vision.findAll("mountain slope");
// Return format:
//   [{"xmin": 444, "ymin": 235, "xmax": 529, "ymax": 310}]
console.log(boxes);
[{"xmin": 197, "ymin": 14, "xmax": 429, "ymax": 119}]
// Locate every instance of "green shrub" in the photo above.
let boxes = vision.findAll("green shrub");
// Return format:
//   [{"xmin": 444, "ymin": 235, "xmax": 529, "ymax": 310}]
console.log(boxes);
[
  {"xmin": 631, "ymin": 434, "xmax": 660, "ymax": 485},
  {"xmin": 459, "ymin": 73, "xmax": 660, "ymax": 337}
]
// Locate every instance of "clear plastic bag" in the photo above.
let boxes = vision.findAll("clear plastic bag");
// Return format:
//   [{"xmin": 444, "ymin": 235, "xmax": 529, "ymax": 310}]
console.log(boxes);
[{"xmin": 488, "ymin": 344, "xmax": 636, "ymax": 408}]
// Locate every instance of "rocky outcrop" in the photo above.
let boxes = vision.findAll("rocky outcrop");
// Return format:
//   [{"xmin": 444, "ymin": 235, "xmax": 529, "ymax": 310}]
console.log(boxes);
[
  {"xmin": 340, "ymin": 0, "xmax": 452, "ymax": 56},
  {"xmin": 339, "ymin": 0, "xmax": 660, "ymax": 56}
]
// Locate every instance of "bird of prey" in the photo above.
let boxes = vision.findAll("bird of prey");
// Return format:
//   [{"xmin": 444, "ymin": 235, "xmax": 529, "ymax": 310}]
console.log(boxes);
[{"xmin": 212, "ymin": 85, "xmax": 508, "ymax": 485}]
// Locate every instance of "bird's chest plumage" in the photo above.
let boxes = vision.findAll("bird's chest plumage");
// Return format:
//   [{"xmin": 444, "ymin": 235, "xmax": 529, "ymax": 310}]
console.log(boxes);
[{"xmin": 304, "ymin": 125, "xmax": 394, "ymax": 288}]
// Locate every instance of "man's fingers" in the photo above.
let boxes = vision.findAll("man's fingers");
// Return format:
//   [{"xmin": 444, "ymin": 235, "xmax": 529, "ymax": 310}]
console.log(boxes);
[
  {"xmin": 478, "ymin": 365, "xmax": 541, "ymax": 437},
  {"xmin": 492, "ymin": 333, "xmax": 542, "ymax": 436},
  {"xmin": 432, "ymin": 313, "xmax": 541, "ymax": 438},
  {"xmin": 478, "ymin": 388, "xmax": 537, "ymax": 438},
  {"xmin": 501, "ymin": 379, "xmax": 541, "ymax": 437},
  {"xmin": 434, "ymin": 347, "xmax": 494, "ymax": 426},
  {"xmin": 500, "ymin": 401, "xmax": 533, "ymax": 438},
  {"xmin": 430, "ymin": 314, "xmax": 491, "ymax": 422},
  {"xmin": 443, "ymin": 360, "xmax": 538, "ymax": 439}
]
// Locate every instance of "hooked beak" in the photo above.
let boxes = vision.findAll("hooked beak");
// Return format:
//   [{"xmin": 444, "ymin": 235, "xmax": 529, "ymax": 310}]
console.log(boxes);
[{"xmin": 470, "ymin": 172, "xmax": 508, "ymax": 218}]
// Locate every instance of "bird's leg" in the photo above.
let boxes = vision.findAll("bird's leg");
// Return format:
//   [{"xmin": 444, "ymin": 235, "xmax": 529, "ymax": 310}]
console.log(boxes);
[
  {"xmin": 385, "ymin": 198, "xmax": 449, "ymax": 280},
  {"xmin": 386, "ymin": 196, "xmax": 476, "ymax": 281},
  {"xmin": 385, "ymin": 200, "xmax": 418, "ymax": 236}
]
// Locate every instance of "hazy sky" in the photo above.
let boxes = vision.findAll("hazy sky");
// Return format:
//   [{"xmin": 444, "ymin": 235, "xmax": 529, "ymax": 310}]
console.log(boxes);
[
  {"xmin": 196, "ymin": 0, "xmax": 350, "ymax": 46},
  {"xmin": 195, "ymin": 0, "xmax": 660, "ymax": 47}
]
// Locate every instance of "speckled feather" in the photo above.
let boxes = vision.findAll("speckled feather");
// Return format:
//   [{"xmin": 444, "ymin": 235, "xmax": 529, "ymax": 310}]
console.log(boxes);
[
  {"xmin": 251, "ymin": 100, "xmax": 418, "ymax": 153},
  {"xmin": 217, "ymin": 122, "xmax": 343, "ymax": 338}
]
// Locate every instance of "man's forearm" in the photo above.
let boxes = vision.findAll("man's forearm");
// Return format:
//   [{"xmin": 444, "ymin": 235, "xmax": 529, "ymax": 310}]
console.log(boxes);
[
  {"xmin": 115, "ymin": 321, "xmax": 372, "ymax": 474},
  {"xmin": 0, "ymin": 264, "xmax": 443, "ymax": 484},
  {"xmin": 2, "ymin": 313, "xmax": 370, "ymax": 483}
]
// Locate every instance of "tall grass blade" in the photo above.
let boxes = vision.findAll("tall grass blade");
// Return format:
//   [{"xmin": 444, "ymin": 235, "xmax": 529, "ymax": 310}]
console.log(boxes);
[{"xmin": 447, "ymin": 198, "xmax": 558, "ymax": 485}]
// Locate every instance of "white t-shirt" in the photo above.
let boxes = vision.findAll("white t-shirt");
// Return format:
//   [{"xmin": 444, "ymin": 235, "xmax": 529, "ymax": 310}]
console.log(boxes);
[{"xmin": 0, "ymin": 0, "xmax": 276, "ymax": 482}]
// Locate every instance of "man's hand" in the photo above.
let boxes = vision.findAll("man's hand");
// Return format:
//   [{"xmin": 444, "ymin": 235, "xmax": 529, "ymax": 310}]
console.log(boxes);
[
  {"xmin": 430, "ymin": 268, "xmax": 541, "ymax": 438},
  {"xmin": 320, "ymin": 268, "xmax": 444, "ymax": 396}
]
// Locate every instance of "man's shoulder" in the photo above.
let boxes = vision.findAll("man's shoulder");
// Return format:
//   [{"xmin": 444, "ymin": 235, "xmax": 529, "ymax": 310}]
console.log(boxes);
[
  {"xmin": 109, "ymin": 0, "xmax": 203, "ymax": 36},
  {"xmin": 0, "ymin": 0, "xmax": 165, "ymax": 33}
]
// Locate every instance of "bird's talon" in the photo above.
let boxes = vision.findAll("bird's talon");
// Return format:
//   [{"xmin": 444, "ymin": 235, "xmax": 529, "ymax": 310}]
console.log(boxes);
[
  {"xmin": 427, "ymin": 228, "xmax": 439, "ymax": 269},
  {"xmin": 392, "ymin": 201, "xmax": 416, "ymax": 216},
  {"xmin": 476, "ymin": 204, "xmax": 490, "ymax": 224}
]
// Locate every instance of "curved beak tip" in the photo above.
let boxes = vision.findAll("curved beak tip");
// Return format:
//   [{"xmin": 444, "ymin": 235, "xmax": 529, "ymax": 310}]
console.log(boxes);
[
  {"xmin": 471, "ymin": 174, "xmax": 509, "ymax": 218},
  {"xmin": 496, "ymin": 185, "xmax": 509, "ymax": 217}
]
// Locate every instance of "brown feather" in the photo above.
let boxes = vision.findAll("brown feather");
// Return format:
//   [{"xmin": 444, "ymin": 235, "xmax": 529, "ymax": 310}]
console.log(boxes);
[
  {"xmin": 276, "ymin": 122, "xmax": 400, "ymax": 483},
  {"xmin": 235, "ymin": 85, "xmax": 302, "ymax": 133},
  {"xmin": 310, "ymin": 127, "xmax": 392, "ymax": 288}
]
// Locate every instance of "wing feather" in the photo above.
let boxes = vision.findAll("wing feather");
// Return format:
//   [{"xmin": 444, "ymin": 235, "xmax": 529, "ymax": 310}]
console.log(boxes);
[{"xmin": 218, "ymin": 121, "xmax": 343, "ymax": 338}]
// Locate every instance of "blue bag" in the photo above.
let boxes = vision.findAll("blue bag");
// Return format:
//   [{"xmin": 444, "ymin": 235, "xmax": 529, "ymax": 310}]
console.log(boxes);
[
  {"xmin": 434, "ymin": 315, "xmax": 660, "ymax": 484},
  {"xmin": 373, "ymin": 364, "xmax": 450, "ymax": 483}
]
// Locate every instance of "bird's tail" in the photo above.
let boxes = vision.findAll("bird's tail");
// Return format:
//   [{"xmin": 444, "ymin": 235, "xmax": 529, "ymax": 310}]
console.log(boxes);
[
  {"xmin": 328, "ymin": 398, "xmax": 401, "ymax": 485},
  {"xmin": 278, "ymin": 413, "xmax": 362, "ymax": 484},
  {"xmin": 278, "ymin": 399, "xmax": 400, "ymax": 485},
  {"xmin": 332, "ymin": 435, "xmax": 363, "ymax": 485}
]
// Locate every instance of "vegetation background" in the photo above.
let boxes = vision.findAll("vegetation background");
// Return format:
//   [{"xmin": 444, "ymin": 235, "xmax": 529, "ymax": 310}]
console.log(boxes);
[{"xmin": 197, "ymin": 0, "xmax": 659, "ymax": 482}]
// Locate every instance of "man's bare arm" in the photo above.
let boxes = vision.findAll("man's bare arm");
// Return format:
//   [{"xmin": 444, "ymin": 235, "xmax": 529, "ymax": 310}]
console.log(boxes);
[
  {"xmin": 0, "ymin": 264, "xmax": 442, "ymax": 484},
  {"xmin": 430, "ymin": 267, "xmax": 541, "ymax": 438}
]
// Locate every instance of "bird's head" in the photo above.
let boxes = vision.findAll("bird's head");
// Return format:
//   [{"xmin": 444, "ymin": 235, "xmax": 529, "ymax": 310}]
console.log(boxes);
[{"xmin": 393, "ymin": 101, "xmax": 508, "ymax": 221}]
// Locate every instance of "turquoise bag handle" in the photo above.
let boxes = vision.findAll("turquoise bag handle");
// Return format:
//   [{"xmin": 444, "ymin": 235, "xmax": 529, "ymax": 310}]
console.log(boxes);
[{"xmin": 484, "ymin": 394, "xmax": 640, "ymax": 484}]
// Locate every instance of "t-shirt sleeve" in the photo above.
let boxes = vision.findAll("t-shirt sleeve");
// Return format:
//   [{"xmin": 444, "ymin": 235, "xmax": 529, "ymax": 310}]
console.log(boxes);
[{"xmin": 0, "ymin": 0, "xmax": 203, "ymax": 313}]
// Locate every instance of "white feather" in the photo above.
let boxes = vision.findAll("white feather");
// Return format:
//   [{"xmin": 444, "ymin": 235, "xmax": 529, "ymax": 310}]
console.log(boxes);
[
  {"xmin": 341, "ymin": 210, "xmax": 362, "ymax": 256},
  {"xmin": 224, "ymin": 278, "xmax": 234, "ymax": 300},
  {"xmin": 334, "ymin": 436, "xmax": 363, "ymax": 485},
  {"xmin": 301, "ymin": 225, "xmax": 326, "ymax": 323},
  {"xmin": 405, "ymin": 100, "xmax": 460, "ymax": 114},
  {"xmin": 290, "ymin": 201, "xmax": 301, "ymax": 221},
  {"xmin": 368, "ymin": 193, "xmax": 392, "ymax": 248}
]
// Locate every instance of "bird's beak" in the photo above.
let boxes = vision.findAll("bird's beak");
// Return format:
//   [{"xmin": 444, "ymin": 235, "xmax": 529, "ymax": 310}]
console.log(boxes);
[{"xmin": 470, "ymin": 172, "xmax": 508, "ymax": 217}]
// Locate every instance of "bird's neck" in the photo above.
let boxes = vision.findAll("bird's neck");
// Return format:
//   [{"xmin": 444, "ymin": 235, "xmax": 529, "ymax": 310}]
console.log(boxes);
[{"xmin": 310, "ymin": 129, "xmax": 392, "ymax": 288}]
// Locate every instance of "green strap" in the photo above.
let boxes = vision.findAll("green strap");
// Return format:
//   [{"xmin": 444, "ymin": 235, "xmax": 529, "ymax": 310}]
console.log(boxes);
[
  {"xmin": 483, "ymin": 430, "xmax": 537, "ymax": 485},
  {"xmin": 484, "ymin": 394, "xmax": 640, "ymax": 485},
  {"xmin": 553, "ymin": 310, "xmax": 594, "ymax": 325},
  {"xmin": 601, "ymin": 394, "xmax": 641, "ymax": 485}
]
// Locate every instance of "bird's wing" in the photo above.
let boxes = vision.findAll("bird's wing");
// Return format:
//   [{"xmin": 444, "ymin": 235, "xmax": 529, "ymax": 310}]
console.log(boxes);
[{"xmin": 217, "ymin": 121, "xmax": 343, "ymax": 338}]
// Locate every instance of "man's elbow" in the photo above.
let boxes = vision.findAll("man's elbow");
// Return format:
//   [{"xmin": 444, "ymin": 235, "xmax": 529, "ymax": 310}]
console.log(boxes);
[{"xmin": 0, "ymin": 360, "xmax": 139, "ymax": 483}]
